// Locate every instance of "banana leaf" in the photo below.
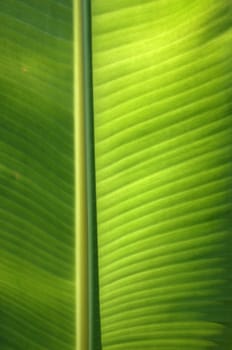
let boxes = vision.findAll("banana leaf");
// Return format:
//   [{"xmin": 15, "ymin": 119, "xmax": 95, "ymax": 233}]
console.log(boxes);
[{"xmin": 1, "ymin": 0, "xmax": 232, "ymax": 350}]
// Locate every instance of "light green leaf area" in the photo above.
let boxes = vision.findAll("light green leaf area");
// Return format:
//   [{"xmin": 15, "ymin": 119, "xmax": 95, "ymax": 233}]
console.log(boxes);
[
  {"xmin": 92, "ymin": 0, "xmax": 232, "ymax": 349},
  {"xmin": 0, "ymin": 1, "xmax": 75, "ymax": 349}
]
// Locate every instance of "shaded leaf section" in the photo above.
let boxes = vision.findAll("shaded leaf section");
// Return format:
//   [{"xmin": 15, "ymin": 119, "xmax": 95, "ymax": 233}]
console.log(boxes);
[{"xmin": 0, "ymin": 1, "xmax": 75, "ymax": 349}]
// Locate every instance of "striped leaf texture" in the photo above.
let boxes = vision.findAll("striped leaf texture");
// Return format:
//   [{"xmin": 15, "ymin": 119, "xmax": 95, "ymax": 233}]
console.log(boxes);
[
  {"xmin": 0, "ymin": 1, "xmax": 75, "ymax": 349},
  {"xmin": 92, "ymin": 1, "xmax": 232, "ymax": 349},
  {"xmin": 1, "ymin": 1, "xmax": 232, "ymax": 350}
]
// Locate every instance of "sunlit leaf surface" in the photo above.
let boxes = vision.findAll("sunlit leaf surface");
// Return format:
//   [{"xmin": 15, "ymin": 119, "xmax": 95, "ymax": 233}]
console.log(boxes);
[{"xmin": 92, "ymin": 1, "xmax": 232, "ymax": 349}]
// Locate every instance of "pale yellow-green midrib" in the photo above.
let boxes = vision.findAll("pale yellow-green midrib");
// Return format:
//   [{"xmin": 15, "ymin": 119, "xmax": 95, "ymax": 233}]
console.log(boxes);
[{"xmin": 73, "ymin": 1, "xmax": 88, "ymax": 350}]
